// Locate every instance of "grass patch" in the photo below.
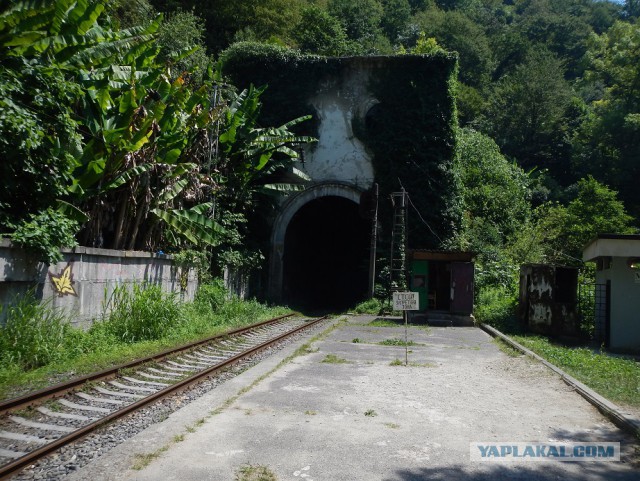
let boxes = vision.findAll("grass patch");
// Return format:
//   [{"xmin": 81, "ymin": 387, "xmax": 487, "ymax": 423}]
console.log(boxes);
[
  {"xmin": 294, "ymin": 343, "xmax": 319, "ymax": 356},
  {"xmin": 378, "ymin": 338, "xmax": 418, "ymax": 347},
  {"xmin": 0, "ymin": 281, "xmax": 289, "ymax": 401},
  {"xmin": 389, "ymin": 358, "xmax": 404, "ymax": 366},
  {"xmin": 305, "ymin": 410, "xmax": 317, "ymax": 415},
  {"xmin": 0, "ymin": 292, "xmax": 73, "ymax": 369},
  {"xmin": 364, "ymin": 409, "xmax": 377, "ymax": 417},
  {"xmin": 321, "ymin": 354, "xmax": 349, "ymax": 364},
  {"xmin": 384, "ymin": 422, "xmax": 400, "ymax": 429},
  {"xmin": 235, "ymin": 465, "xmax": 278, "ymax": 481},
  {"xmin": 132, "ymin": 445, "xmax": 169, "ymax": 470},
  {"xmin": 494, "ymin": 338, "xmax": 523, "ymax": 358},
  {"xmin": 352, "ymin": 338, "xmax": 362, "ymax": 343},
  {"xmin": 511, "ymin": 335, "xmax": 640, "ymax": 409},
  {"xmin": 351, "ymin": 298, "xmax": 382, "ymax": 314},
  {"xmin": 476, "ymin": 285, "xmax": 639, "ymax": 409}
]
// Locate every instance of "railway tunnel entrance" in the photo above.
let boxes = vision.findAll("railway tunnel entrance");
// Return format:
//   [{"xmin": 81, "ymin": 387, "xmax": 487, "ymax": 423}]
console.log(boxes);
[{"xmin": 282, "ymin": 195, "xmax": 370, "ymax": 312}]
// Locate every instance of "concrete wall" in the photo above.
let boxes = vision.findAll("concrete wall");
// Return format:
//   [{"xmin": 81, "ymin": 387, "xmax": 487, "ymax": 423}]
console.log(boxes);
[
  {"xmin": 518, "ymin": 264, "xmax": 579, "ymax": 337},
  {"xmin": 0, "ymin": 239, "xmax": 197, "ymax": 329},
  {"xmin": 595, "ymin": 257, "xmax": 640, "ymax": 352},
  {"xmin": 300, "ymin": 64, "xmax": 375, "ymax": 189}
]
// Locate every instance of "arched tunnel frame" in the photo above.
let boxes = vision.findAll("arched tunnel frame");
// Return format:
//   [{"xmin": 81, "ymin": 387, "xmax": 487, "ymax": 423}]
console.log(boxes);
[{"xmin": 268, "ymin": 182, "xmax": 367, "ymax": 304}]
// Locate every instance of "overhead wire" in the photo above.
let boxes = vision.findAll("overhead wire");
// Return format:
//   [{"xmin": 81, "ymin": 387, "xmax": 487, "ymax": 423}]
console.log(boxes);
[
  {"xmin": 396, "ymin": 178, "xmax": 443, "ymax": 245},
  {"xmin": 406, "ymin": 193, "xmax": 443, "ymax": 245}
]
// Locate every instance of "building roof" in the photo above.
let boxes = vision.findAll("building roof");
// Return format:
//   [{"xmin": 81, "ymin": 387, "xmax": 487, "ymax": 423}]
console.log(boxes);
[
  {"xmin": 583, "ymin": 234, "xmax": 640, "ymax": 262},
  {"xmin": 409, "ymin": 249, "xmax": 475, "ymax": 262}
]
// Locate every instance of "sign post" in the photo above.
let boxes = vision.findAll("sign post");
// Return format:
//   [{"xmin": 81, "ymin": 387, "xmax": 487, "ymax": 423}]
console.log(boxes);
[{"xmin": 393, "ymin": 292, "xmax": 420, "ymax": 366}]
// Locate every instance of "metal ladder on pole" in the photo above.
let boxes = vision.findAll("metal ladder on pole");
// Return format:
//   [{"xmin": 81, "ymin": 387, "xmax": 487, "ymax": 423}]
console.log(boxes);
[{"xmin": 388, "ymin": 189, "xmax": 408, "ymax": 303}]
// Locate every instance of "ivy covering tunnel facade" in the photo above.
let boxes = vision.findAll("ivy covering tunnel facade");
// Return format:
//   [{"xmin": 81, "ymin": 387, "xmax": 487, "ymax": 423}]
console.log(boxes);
[{"xmin": 221, "ymin": 43, "xmax": 463, "ymax": 255}]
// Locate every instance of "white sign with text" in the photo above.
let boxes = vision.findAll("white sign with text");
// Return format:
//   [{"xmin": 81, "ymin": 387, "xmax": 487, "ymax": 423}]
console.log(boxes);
[{"xmin": 392, "ymin": 291, "xmax": 419, "ymax": 311}]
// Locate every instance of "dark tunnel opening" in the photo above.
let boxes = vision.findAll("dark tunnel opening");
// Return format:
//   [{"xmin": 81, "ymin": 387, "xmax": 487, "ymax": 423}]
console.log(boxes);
[{"xmin": 283, "ymin": 196, "xmax": 370, "ymax": 313}]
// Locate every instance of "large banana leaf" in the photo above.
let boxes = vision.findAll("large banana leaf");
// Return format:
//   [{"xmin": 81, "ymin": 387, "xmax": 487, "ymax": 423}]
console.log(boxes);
[{"xmin": 151, "ymin": 205, "xmax": 225, "ymax": 247}]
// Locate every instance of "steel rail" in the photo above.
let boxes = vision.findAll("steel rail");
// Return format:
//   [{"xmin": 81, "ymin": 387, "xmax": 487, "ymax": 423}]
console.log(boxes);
[
  {"xmin": 0, "ymin": 313, "xmax": 294, "ymax": 416},
  {"xmin": 0, "ymin": 315, "xmax": 327, "ymax": 480}
]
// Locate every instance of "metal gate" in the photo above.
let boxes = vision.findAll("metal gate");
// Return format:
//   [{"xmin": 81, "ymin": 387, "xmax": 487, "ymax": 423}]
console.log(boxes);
[{"xmin": 578, "ymin": 282, "xmax": 610, "ymax": 345}]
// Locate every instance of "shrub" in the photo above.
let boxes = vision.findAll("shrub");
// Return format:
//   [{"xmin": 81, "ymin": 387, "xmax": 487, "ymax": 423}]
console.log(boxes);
[
  {"xmin": 474, "ymin": 285, "xmax": 520, "ymax": 333},
  {"xmin": 99, "ymin": 283, "xmax": 183, "ymax": 343},
  {"xmin": 10, "ymin": 208, "xmax": 79, "ymax": 265},
  {"xmin": 0, "ymin": 292, "xmax": 71, "ymax": 369},
  {"xmin": 353, "ymin": 297, "xmax": 382, "ymax": 314},
  {"xmin": 194, "ymin": 279, "xmax": 228, "ymax": 313}
]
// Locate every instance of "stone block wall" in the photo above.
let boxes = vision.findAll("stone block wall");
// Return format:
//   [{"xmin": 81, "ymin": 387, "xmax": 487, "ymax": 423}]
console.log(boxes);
[{"xmin": 0, "ymin": 239, "xmax": 197, "ymax": 329}]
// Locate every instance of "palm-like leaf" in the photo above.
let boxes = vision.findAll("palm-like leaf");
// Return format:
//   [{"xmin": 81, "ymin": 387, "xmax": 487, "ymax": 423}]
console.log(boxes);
[{"xmin": 151, "ymin": 205, "xmax": 225, "ymax": 247}]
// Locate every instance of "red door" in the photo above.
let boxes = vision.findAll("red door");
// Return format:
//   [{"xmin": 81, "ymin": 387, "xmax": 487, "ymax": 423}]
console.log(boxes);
[{"xmin": 450, "ymin": 262, "xmax": 474, "ymax": 314}]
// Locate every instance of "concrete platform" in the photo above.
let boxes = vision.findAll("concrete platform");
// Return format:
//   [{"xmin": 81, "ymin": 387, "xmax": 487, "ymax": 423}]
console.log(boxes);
[{"xmin": 69, "ymin": 315, "xmax": 639, "ymax": 481}]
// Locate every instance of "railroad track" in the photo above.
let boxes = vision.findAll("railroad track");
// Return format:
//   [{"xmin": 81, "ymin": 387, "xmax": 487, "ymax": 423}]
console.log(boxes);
[{"xmin": 0, "ymin": 314, "xmax": 327, "ymax": 480}]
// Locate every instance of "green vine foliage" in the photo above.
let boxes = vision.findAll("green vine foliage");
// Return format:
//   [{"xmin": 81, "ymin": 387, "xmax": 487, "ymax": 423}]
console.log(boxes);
[
  {"xmin": 222, "ymin": 43, "xmax": 462, "ymax": 249},
  {"xmin": 172, "ymin": 249, "xmax": 212, "ymax": 285},
  {"xmin": 9, "ymin": 208, "xmax": 79, "ymax": 265},
  {"xmin": 360, "ymin": 54, "xmax": 462, "ymax": 248}
]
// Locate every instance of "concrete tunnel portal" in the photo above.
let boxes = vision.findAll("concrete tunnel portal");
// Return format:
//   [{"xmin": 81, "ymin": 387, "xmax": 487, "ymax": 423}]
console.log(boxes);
[{"xmin": 282, "ymin": 195, "xmax": 371, "ymax": 312}]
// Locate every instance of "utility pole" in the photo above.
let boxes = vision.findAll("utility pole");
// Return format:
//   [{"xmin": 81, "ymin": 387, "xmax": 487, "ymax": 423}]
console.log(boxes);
[{"xmin": 368, "ymin": 183, "xmax": 379, "ymax": 298}]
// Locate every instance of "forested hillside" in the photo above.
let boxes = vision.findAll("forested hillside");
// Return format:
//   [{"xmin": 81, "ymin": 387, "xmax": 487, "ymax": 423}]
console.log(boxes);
[
  {"xmin": 137, "ymin": 0, "xmax": 639, "ymax": 215},
  {"xmin": 114, "ymin": 0, "xmax": 640, "ymax": 279},
  {"xmin": 1, "ymin": 0, "xmax": 639, "ymax": 309}
]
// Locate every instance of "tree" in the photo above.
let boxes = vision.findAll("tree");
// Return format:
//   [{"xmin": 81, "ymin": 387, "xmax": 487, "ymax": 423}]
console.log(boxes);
[
  {"xmin": 411, "ymin": 7, "xmax": 494, "ymax": 88},
  {"xmin": 327, "ymin": 0, "xmax": 390, "ymax": 53},
  {"xmin": 624, "ymin": 0, "xmax": 640, "ymax": 19},
  {"xmin": 512, "ymin": 0, "xmax": 594, "ymax": 79},
  {"xmin": 292, "ymin": 5, "xmax": 350, "ymax": 56},
  {"xmin": 513, "ymin": 177, "xmax": 635, "ymax": 267},
  {"xmin": 1, "ymin": 1, "xmax": 312, "ymax": 262},
  {"xmin": 0, "ymin": 0, "xmax": 157, "ymax": 258},
  {"xmin": 453, "ymin": 128, "xmax": 532, "ymax": 286},
  {"xmin": 574, "ymin": 21, "xmax": 640, "ymax": 217},
  {"xmin": 149, "ymin": 0, "xmax": 301, "ymax": 53},
  {"xmin": 381, "ymin": 0, "xmax": 411, "ymax": 42},
  {"xmin": 564, "ymin": 177, "xmax": 636, "ymax": 253},
  {"xmin": 485, "ymin": 48, "xmax": 573, "ymax": 178},
  {"xmin": 457, "ymin": 128, "xmax": 531, "ymax": 241},
  {"xmin": 156, "ymin": 10, "xmax": 212, "ymax": 85}
]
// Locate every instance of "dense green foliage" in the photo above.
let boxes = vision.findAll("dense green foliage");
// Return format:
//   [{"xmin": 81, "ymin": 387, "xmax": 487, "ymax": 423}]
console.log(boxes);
[
  {"xmin": 0, "ymin": 293, "xmax": 72, "ymax": 369},
  {"xmin": 1, "ymin": 1, "xmax": 310, "ymax": 269},
  {"xmin": 141, "ymin": 0, "xmax": 640, "ymax": 273},
  {"xmin": 222, "ymin": 44, "xmax": 461, "ymax": 247},
  {"xmin": 2, "ymin": 0, "xmax": 639, "ymax": 322},
  {"xmin": 0, "ymin": 282, "xmax": 288, "ymax": 399},
  {"xmin": 139, "ymin": 0, "xmax": 640, "ymax": 222}
]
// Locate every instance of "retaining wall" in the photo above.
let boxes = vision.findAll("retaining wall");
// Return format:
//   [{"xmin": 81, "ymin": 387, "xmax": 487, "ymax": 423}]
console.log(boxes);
[{"xmin": 0, "ymin": 239, "xmax": 197, "ymax": 329}]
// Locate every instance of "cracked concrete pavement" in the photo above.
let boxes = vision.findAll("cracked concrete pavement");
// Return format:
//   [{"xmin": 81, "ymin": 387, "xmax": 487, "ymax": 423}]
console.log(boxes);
[{"xmin": 69, "ymin": 315, "xmax": 640, "ymax": 481}]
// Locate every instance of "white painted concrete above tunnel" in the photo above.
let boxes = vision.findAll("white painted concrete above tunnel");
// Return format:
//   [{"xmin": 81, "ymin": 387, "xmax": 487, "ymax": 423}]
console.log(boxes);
[{"xmin": 299, "ymin": 72, "xmax": 375, "ymax": 190}]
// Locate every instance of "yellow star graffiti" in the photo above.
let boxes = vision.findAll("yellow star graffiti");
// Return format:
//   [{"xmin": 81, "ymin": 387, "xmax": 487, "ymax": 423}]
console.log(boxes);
[{"xmin": 49, "ymin": 265, "xmax": 77, "ymax": 297}]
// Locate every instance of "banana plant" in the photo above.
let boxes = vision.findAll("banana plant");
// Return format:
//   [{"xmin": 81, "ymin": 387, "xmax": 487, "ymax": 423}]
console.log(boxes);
[
  {"xmin": 215, "ymin": 84, "xmax": 314, "ymax": 213},
  {"xmin": 2, "ymin": 1, "xmax": 315, "ymax": 256}
]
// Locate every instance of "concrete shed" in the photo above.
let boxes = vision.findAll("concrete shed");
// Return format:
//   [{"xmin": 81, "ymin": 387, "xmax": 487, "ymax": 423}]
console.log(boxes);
[
  {"xmin": 408, "ymin": 250, "xmax": 475, "ymax": 325},
  {"xmin": 583, "ymin": 234, "xmax": 640, "ymax": 352}
]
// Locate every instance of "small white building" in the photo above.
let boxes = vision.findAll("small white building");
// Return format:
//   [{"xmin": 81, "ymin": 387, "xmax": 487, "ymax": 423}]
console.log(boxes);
[{"xmin": 583, "ymin": 234, "xmax": 640, "ymax": 353}]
